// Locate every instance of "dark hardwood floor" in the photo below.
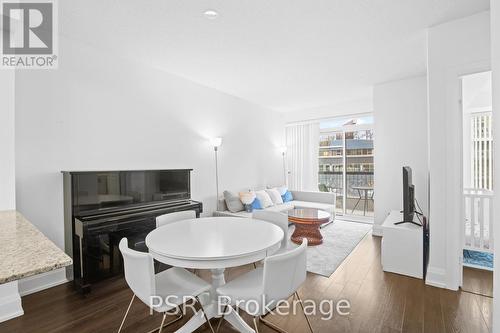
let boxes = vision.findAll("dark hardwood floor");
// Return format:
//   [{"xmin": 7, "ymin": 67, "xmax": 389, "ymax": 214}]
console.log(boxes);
[
  {"xmin": 0, "ymin": 235, "xmax": 492, "ymax": 333},
  {"xmin": 462, "ymin": 266, "xmax": 493, "ymax": 297}
]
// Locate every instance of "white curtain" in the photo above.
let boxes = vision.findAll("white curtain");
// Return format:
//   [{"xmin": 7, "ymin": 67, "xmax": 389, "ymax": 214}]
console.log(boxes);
[{"xmin": 286, "ymin": 122, "xmax": 319, "ymax": 191}]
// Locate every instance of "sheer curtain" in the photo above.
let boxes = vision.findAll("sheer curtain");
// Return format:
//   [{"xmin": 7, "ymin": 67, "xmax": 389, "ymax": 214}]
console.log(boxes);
[{"xmin": 286, "ymin": 122, "xmax": 319, "ymax": 191}]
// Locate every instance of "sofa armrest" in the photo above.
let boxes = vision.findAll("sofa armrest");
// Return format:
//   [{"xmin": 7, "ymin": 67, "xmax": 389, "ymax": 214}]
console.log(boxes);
[{"xmin": 290, "ymin": 190, "xmax": 337, "ymax": 205}]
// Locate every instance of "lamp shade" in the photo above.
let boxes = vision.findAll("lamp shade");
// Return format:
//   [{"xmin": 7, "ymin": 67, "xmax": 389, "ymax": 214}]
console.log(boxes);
[
  {"xmin": 279, "ymin": 146, "xmax": 287, "ymax": 154},
  {"xmin": 210, "ymin": 137, "xmax": 223, "ymax": 148}
]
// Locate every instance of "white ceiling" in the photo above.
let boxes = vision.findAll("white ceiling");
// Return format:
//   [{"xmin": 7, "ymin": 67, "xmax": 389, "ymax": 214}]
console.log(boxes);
[{"xmin": 60, "ymin": 0, "xmax": 490, "ymax": 112}]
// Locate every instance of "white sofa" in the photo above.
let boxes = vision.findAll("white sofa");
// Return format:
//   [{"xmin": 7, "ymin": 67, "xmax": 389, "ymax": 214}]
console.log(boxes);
[{"xmin": 214, "ymin": 190, "xmax": 336, "ymax": 222}]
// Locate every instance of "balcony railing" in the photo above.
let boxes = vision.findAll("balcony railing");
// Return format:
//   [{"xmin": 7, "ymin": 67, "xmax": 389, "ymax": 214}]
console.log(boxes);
[
  {"xmin": 318, "ymin": 171, "xmax": 374, "ymax": 216},
  {"xmin": 463, "ymin": 188, "xmax": 494, "ymax": 253}
]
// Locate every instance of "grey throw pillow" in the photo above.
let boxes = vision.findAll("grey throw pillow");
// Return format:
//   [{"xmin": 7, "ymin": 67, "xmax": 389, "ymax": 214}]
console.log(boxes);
[{"xmin": 223, "ymin": 190, "xmax": 244, "ymax": 213}]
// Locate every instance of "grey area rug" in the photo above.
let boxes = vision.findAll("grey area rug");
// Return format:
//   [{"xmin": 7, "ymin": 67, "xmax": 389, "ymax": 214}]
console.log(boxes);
[{"xmin": 286, "ymin": 220, "xmax": 372, "ymax": 277}]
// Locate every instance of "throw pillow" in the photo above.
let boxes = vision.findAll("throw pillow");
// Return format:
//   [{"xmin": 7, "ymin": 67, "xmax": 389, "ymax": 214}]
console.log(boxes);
[
  {"xmin": 282, "ymin": 190, "xmax": 293, "ymax": 202},
  {"xmin": 239, "ymin": 191, "xmax": 257, "ymax": 212},
  {"xmin": 266, "ymin": 188, "xmax": 284, "ymax": 205},
  {"xmin": 276, "ymin": 185, "xmax": 288, "ymax": 196},
  {"xmin": 255, "ymin": 190, "xmax": 274, "ymax": 208},
  {"xmin": 239, "ymin": 191, "xmax": 256, "ymax": 205},
  {"xmin": 223, "ymin": 190, "xmax": 244, "ymax": 213},
  {"xmin": 251, "ymin": 198, "xmax": 262, "ymax": 210}
]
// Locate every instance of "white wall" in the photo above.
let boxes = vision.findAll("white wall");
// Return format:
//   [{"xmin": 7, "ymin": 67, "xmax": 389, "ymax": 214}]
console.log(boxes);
[
  {"xmin": 490, "ymin": 1, "xmax": 500, "ymax": 332},
  {"xmin": 284, "ymin": 98, "xmax": 373, "ymax": 124},
  {"xmin": 372, "ymin": 75, "xmax": 428, "ymax": 235},
  {"xmin": 14, "ymin": 36, "xmax": 284, "ymax": 290},
  {"xmin": 427, "ymin": 11, "xmax": 490, "ymax": 290},
  {"xmin": 0, "ymin": 70, "xmax": 16, "ymax": 210}
]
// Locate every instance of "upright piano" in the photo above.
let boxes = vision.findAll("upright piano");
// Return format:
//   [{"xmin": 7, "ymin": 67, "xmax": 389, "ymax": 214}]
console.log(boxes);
[{"xmin": 62, "ymin": 169, "xmax": 202, "ymax": 293}]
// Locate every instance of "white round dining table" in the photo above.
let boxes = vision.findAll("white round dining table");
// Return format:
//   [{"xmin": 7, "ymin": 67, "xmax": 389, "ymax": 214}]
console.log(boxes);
[{"xmin": 145, "ymin": 216, "xmax": 284, "ymax": 333}]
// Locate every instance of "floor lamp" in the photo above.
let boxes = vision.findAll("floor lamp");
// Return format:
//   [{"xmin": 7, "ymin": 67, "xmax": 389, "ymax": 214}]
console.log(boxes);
[
  {"xmin": 280, "ymin": 146, "xmax": 287, "ymax": 185},
  {"xmin": 211, "ymin": 137, "xmax": 223, "ymax": 210}
]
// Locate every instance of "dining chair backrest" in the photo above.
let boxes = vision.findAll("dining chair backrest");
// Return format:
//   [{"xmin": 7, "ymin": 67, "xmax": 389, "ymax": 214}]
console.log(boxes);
[
  {"xmin": 156, "ymin": 210, "xmax": 196, "ymax": 228},
  {"xmin": 252, "ymin": 210, "xmax": 288, "ymax": 249},
  {"xmin": 119, "ymin": 238, "xmax": 155, "ymax": 304},
  {"xmin": 262, "ymin": 239, "xmax": 307, "ymax": 303}
]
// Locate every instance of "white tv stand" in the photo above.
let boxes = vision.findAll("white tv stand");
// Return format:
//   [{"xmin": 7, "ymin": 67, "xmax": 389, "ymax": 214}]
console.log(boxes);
[{"xmin": 381, "ymin": 210, "xmax": 423, "ymax": 279}]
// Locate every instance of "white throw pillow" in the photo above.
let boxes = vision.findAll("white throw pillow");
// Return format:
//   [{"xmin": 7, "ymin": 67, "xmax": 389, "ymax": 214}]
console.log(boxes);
[
  {"xmin": 239, "ymin": 191, "xmax": 256, "ymax": 205},
  {"xmin": 266, "ymin": 188, "xmax": 284, "ymax": 205},
  {"xmin": 276, "ymin": 185, "xmax": 288, "ymax": 196},
  {"xmin": 255, "ymin": 190, "xmax": 274, "ymax": 208}
]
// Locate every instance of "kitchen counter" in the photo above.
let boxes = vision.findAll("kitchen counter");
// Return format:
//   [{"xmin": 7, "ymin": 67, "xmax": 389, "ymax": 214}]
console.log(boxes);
[{"xmin": 0, "ymin": 210, "xmax": 72, "ymax": 284}]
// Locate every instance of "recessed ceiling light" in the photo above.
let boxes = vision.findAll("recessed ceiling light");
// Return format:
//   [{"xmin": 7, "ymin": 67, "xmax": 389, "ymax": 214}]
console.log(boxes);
[{"xmin": 204, "ymin": 9, "xmax": 219, "ymax": 20}]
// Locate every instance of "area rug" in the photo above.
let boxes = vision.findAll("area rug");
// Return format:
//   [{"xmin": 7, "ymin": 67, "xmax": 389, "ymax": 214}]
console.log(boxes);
[
  {"xmin": 286, "ymin": 219, "xmax": 371, "ymax": 277},
  {"xmin": 463, "ymin": 249, "xmax": 494, "ymax": 269}
]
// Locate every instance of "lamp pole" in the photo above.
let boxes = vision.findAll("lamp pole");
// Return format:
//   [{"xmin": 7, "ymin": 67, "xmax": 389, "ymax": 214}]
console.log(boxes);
[
  {"xmin": 282, "ymin": 151, "xmax": 286, "ymax": 185},
  {"xmin": 214, "ymin": 145, "xmax": 219, "ymax": 210},
  {"xmin": 280, "ymin": 146, "xmax": 287, "ymax": 186},
  {"xmin": 211, "ymin": 137, "xmax": 222, "ymax": 211}
]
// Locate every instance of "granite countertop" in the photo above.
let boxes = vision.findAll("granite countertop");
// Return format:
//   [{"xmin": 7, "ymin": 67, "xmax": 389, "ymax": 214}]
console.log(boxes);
[{"xmin": 0, "ymin": 210, "xmax": 72, "ymax": 284}]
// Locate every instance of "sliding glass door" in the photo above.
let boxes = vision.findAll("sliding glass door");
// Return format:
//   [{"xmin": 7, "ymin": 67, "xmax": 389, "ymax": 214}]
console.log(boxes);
[
  {"xmin": 319, "ymin": 131, "xmax": 345, "ymax": 214},
  {"xmin": 318, "ymin": 116, "xmax": 374, "ymax": 220}
]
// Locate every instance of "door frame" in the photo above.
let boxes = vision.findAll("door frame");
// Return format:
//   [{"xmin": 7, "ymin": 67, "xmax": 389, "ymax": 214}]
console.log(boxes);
[{"xmin": 449, "ymin": 64, "xmax": 491, "ymax": 290}]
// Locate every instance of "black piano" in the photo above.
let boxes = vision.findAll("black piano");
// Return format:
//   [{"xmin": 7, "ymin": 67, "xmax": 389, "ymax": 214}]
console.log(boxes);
[{"xmin": 62, "ymin": 169, "xmax": 202, "ymax": 293}]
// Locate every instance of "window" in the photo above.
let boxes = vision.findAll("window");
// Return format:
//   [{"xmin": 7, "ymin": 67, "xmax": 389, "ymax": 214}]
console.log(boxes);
[
  {"xmin": 470, "ymin": 112, "xmax": 493, "ymax": 190},
  {"xmin": 318, "ymin": 115, "xmax": 374, "ymax": 218}
]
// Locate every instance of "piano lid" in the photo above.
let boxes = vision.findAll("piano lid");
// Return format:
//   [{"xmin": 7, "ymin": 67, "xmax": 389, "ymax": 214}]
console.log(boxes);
[{"xmin": 68, "ymin": 169, "xmax": 192, "ymax": 216}]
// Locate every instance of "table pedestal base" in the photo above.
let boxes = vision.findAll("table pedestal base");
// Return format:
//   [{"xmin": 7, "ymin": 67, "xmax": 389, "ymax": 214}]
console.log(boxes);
[
  {"xmin": 291, "ymin": 224, "xmax": 323, "ymax": 246},
  {"xmin": 176, "ymin": 303, "xmax": 254, "ymax": 333},
  {"xmin": 288, "ymin": 208, "xmax": 330, "ymax": 246},
  {"xmin": 175, "ymin": 269, "xmax": 255, "ymax": 333}
]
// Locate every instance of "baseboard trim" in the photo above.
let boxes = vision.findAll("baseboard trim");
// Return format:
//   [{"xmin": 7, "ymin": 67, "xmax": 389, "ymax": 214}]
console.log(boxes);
[
  {"xmin": 0, "ymin": 308, "xmax": 24, "ymax": 323},
  {"xmin": 0, "ymin": 281, "xmax": 24, "ymax": 323},
  {"xmin": 372, "ymin": 224, "xmax": 383, "ymax": 237},
  {"xmin": 425, "ymin": 266, "xmax": 447, "ymax": 289},
  {"xmin": 18, "ymin": 269, "xmax": 68, "ymax": 296},
  {"xmin": 463, "ymin": 262, "xmax": 494, "ymax": 272}
]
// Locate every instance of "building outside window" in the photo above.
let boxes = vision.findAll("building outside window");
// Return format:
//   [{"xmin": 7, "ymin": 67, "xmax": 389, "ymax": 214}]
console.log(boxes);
[
  {"xmin": 470, "ymin": 112, "xmax": 493, "ymax": 190},
  {"xmin": 318, "ymin": 115, "xmax": 374, "ymax": 219},
  {"xmin": 462, "ymin": 71, "xmax": 493, "ymax": 192}
]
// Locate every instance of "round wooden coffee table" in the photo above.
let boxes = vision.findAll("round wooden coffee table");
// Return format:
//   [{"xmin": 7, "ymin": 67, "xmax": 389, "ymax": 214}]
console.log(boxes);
[{"xmin": 288, "ymin": 208, "xmax": 331, "ymax": 246}]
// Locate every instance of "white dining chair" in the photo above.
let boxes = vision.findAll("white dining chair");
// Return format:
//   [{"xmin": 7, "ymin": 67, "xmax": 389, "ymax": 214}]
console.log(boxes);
[
  {"xmin": 215, "ymin": 239, "xmax": 313, "ymax": 333},
  {"xmin": 118, "ymin": 238, "xmax": 214, "ymax": 333},
  {"xmin": 251, "ymin": 210, "xmax": 289, "ymax": 268},
  {"xmin": 155, "ymin": 210, "xmax": 198, "ymax": 274},
  {"xmin": 156, "ymin": 210, "xmax": 197, "ymax": 228},
  {"xmin": 252, "ymin": 210, "xmax": 289, "ymax": 252}
]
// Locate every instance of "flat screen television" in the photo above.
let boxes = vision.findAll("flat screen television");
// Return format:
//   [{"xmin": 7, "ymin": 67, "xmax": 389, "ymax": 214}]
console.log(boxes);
[
  {"xmin": 400, "ymin": 166, "xmax": 427, "ymax": 277},
  {"xmin": 402, "ymin": 166, "xmax": 415, "ymax": 222}
]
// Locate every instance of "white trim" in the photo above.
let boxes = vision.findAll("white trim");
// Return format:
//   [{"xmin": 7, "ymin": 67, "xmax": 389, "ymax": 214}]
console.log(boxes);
[
  {"xmin": 372, "ymin": 224, "xmax": 383, "ymax": 237},
  {"xmin": 0, "ymin": 281, "xmax": 23, "ymax": 323},
  {"xmin": 341, "ymin": 215, "xmax": 374, "ymax": 224},
  {"xmin": 18, "ymin": 269, "xmax": 68, "ymax": 296},
  {"xmin": 0, "ymin": 308, "xmax": 23, "ymax": 323},
  {"xmin": 320, "ymin": 123, "xmax": 373, "ymax": 133},
  {"xmin": 464, "ymin": 106, "xmax": 492, "ymax": 114},
  {"xmin": 425, "ymin": 266, "xmax": 448, "ymax": 289},
  {"xmin": 442, "ymin": 63, "xmax": 491, "ymax": 295},
  {"xmin": 463, "ymin": 262, "xmax": 494, "ymax": 272},
  {"xmin": 286, "ymin": 111, "xmax": 373, "ymax": 126},
  {"xmin": 492, "ymin": 3, "xmax": 500, "ymax": 331}
]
